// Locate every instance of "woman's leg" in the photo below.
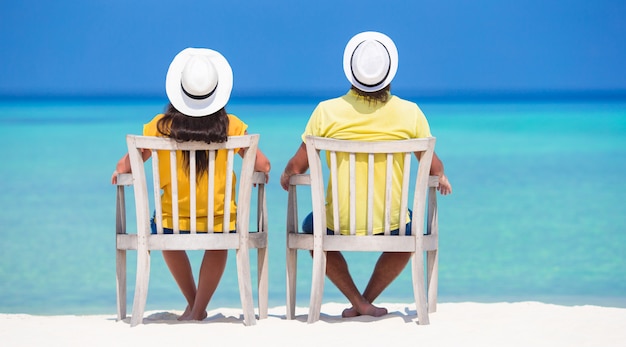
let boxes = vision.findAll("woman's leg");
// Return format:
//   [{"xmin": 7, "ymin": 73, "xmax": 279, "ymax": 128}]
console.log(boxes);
[
  {"xmin": 187, "ymin": 249, "xmax": 228, "ymax": 321},
  {"xmin": 162, "ymin": 250, "xmax": 197, "ymax": 320}
]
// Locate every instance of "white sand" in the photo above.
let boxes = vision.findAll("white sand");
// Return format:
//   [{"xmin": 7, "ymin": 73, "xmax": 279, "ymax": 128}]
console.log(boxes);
[{"xmin": 1, "ymin": 302, "xmax": 625, "ymax": 347}]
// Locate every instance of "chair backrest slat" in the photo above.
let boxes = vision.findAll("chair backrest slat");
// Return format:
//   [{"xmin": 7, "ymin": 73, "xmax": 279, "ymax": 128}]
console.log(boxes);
[
  {"xmin": 207, "ymin": 150, "xmax": 215, "ymax": 233},
  {"xmin": 151, "ymin": 151, "xmax": 163, "ymax": 234},
  {"xmin": 348, "ymin": 152, "xmax": 356, "ymax": 235},
  {"xmin": 398, "ymin": 152, "xmax": 412, "ymax": 235},
  {"xmin": 383, "ymin": 153, "xmax": 393, "ymax": 235},
  {"xmin": 222, "ymin": 148, "xmax": 235, "ymax": 233},
  {"xmin": 366, "ymin": 153, "xmax": 374, "ymax": 235},
  {"xmin": 170, "ymin": 150, "xmax": 179, "ymax": 234},
  {"xmin": 189, "ymin": 150, "xmax": 196, "ymax": 234},
  {"xmin": 329, "ymin": 151, "xmax": 340, "ymax": 233}
]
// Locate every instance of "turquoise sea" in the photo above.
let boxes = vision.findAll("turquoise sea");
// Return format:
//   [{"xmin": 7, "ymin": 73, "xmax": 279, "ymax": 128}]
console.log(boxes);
[{"xmin": 1, "ymin": 96, "xmax": 625, "ymax": 315}]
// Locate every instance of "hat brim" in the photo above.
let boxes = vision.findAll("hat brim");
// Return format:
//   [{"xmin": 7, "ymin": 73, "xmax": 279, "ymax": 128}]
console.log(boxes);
[
  {"xmin": 166, "ymin": 48, "xmax": 233, "ymax": 117},
  {"xmin": 343, "ymin": 32, "xmax": 398, "ymax": 92}
]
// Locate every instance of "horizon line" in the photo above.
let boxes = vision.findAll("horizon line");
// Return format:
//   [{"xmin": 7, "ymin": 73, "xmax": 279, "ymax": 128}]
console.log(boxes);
[{"xmin": 1, "ymin": 89, "xmax": 626, "ymax": 103}]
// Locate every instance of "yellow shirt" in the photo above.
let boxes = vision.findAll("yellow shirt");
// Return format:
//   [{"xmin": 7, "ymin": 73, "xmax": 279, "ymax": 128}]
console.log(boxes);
[
  {"xmin": 302, "ymin": 90, "xmax": 432, "ymax": 235},
  {"xmin": 143, "ymin": 113, "xmax": 248, "ymax": 232}
]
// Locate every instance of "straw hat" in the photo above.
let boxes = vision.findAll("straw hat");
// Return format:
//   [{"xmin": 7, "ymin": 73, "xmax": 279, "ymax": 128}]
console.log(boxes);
[
  {"xmin": 343, "ymin": 31, "xmax": 398, "ymax": 92},
  {"xmin": 165, "ymin": 48, "xmax": 233, "ymax": 117}
]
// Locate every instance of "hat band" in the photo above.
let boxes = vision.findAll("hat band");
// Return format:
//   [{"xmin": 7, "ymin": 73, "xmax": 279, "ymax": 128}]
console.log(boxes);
[
  {"xmin": 351, "ymin": 40, "xmax": 391, "ymax": 88},
  {"xmin": 181, "ymin": 82, "xmax": 218, "ymax": 100}
]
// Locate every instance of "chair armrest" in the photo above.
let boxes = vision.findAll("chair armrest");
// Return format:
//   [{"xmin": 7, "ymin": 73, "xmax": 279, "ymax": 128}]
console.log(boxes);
[
  {"xmin": 428, "ymin": 175, "xmax": 439, "ymax": 188},
  {"xmin": 252, "ymin": 171, "xmax": 267, "ymax": 186},
  {"xmin": 289, "ymin": 174, "xmax": 311, "ymax": 186},
  {"xmin": 116, "ymin": 173, "xmax": 133, "ymax": 186}
]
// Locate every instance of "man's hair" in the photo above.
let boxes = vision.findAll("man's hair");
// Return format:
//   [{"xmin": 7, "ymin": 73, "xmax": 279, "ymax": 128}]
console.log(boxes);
[
  {"xmin": 350, "ymin": 84, "xmax": 391, "ymax": 104},
  {"xmin": 156, "ymin": 103, "xmax": 229, "ymax": 179}
]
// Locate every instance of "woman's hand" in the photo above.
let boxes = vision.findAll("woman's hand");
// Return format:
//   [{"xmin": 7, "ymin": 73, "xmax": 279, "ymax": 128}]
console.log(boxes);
[
  {"xmin": 280, "ymin": 172, "xmax": 291, "ymax": 191},
  {"xmin": 437, "ymin": 174, "xmax": 452, "ymax": 195},
  {"xmin": 111, "ymin": 153, "xmax": 132, "ymax": 184}
]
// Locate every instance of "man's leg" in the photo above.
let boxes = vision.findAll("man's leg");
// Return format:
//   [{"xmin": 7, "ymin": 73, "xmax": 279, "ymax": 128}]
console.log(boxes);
[
  {"xmin": 324, "ymin": 251, "xmax": 388, "ymax": 317},
  {"xmin": 342, "ymin": 251, "xmax": 412, "ymax": 317}
]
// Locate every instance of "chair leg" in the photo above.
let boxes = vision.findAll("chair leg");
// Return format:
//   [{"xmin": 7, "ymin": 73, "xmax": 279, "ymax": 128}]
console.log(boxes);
[
  {"xmin": 411, "ymin": 251, "xmax": 430, "ymax": 325},
  {"xmin": 116, "ymin": 249, "xmax": 127, "ymax": 320},
  {"xmin": 285, "ymin": 186, "xmax": 299, "ymax": 320},
  {"xmin": 286, "ymin": 247, "xmax": 297, "ymax": 320},
  {"xmin": 236, "ymin": 247, "xmax": 256, "ymax": 326},
  {"xmin": 307, "ymin": 249, "xmax": 326, "ymax": 324},
  {"xmin": 130, "ymin": 248, "xmax": 150, "ymax": 327},
  {"xmin": 427, "ymin": 249, "xmax": 438, "ymax": 313},
  {"xmin": 257, "ymin": 247, "xmax": 269, "ymax": 319},
  {"xmin": 115, "ymin": 186, "xmax": 127, "ymax": 321}
]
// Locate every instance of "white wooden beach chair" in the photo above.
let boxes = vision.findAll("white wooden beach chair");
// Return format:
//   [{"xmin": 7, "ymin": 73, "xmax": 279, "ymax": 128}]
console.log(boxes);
[
  {"xmin": 114, "ymin": 134, "xmax": 268, "ymax": 327},
  {"xmin": 286, "ymin": 135, "xmax": 439, "ymax": 324}
]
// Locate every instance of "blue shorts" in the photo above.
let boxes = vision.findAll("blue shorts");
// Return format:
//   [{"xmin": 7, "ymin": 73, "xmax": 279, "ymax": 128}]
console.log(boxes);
[
  {"xmin": 150, "ymin": 217, "xmax": 235, "ymax": 234},
  {"xmin": 151, "ymin": 218, "xmax": 190, "ymax": 234},
  {"xmin": 301, "ymin": 210, "xmax": 412, "ymax": 236}
]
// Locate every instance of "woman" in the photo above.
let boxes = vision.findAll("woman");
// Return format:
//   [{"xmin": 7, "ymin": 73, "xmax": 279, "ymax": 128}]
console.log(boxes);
[{"xmin": 111, "ymin": 48, "xmax": 271, "ymax": 321}]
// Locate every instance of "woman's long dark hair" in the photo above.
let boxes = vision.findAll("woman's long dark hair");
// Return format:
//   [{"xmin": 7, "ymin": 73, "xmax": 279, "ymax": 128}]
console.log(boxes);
[{"xmin": 156, "ymin": 103, "xmax": 229, "ymax": 179}]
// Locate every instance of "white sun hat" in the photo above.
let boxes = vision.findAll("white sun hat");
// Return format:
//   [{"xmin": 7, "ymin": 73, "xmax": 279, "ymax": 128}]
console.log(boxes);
[
  {"xmin": 165, "ymin": 48, "xmax": 233, "ymax": 117},
  {"xmin": 343, "ymin": 31, "xmax": 398, "ymax": 92}
]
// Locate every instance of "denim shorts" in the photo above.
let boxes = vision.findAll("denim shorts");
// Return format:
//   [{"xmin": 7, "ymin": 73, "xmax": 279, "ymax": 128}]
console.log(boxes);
[
  {"xmin": 150, "ymin": 217, "xmax": 235, "ymax": 234},
  {"xmin": 301, "ymin": 210, "xmax": 412, "ymax": 236}
]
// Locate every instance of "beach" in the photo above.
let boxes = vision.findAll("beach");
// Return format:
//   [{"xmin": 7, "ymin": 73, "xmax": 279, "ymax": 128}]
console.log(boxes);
[
  {"xmin": 2, "ymin": 302, "xmax": 625, "ymax": 347},
  {"xmin": 3, "ymin": 1, "xmax": 626, "ymax": 345}
]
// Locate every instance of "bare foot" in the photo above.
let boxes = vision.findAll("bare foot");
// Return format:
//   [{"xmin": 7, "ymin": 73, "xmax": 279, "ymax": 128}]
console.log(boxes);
[
  {"xmin": 178, "ymin": 306, "xmax": 208, "ymax": 321},
  {"xmin": 190, "ymin": 310, "xmax": 208, "ymax": 321},
  {"xmin": 342, "ymin": 307, "xmax": 359, "ymax": 318},
  {"xmin": 178, "ymin": 305, "xmax": 193, "ymax": 321},
  {"xmin": 342, "ymin": 303, "xmax": 387, "ymax": 318},
  {"xmin": 364, "ymin": 305, "xmax": 388, "ymax": 317}
]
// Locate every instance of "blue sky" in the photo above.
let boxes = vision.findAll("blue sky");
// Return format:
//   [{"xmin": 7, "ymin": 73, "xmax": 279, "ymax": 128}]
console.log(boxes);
[{"xmin": 1, "ymin": 1, "xmax": 625, "ymax": 98}]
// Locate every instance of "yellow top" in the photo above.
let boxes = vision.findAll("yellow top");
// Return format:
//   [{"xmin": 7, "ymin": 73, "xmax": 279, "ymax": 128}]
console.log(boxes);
[
  {"xmin": 143, "ymin": 113, "xmax": 248, "ymax": 232},
  {"xmin": 302, "ymin": 90, "xmax": 432, "ymax": 235}
]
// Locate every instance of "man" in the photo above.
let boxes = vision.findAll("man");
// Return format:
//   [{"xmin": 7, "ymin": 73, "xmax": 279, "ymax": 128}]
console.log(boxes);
[{"xmin": 280, "ymin": 31, "xmax": 452, "ymax": 318}]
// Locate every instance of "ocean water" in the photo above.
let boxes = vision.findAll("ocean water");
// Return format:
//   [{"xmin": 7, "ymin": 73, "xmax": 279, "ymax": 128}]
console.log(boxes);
[{"xmin": 0, "ymin": 97, "xmax": 625, "ymax": 315}]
